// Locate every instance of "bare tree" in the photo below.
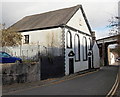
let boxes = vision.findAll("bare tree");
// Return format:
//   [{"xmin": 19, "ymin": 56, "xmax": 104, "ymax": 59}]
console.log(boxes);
[
  {"xmin": 0, "ymin": 23, "xmax": 22, "ymax": 47},
  {"xmin": 108, "ymin": 16, "xmax": 120, "ymax": 35},
  {"xmin": 108, "ymin": 16, "xmax": 120, "ymax": 56}
]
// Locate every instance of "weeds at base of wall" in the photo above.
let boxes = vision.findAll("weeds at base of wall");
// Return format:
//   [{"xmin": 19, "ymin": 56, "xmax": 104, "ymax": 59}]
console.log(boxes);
[{"xmin": 22, "ymin": 59, "xmax": 38, "ymax": 65}]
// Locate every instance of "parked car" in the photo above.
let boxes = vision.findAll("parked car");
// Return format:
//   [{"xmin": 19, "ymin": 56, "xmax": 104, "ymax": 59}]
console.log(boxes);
[
  {"xmin": 0, "ymin": 52, "xmax": 22, "ymax": 63},
  {"xmin": 116, "ymin": 57, "xmax": 120, "ymax": 62}
]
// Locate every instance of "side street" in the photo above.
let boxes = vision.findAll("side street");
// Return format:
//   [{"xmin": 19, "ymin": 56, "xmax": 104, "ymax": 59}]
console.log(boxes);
[{"xmin": 3, "ymin": 64, "xmax": 120, "ymax": 96}]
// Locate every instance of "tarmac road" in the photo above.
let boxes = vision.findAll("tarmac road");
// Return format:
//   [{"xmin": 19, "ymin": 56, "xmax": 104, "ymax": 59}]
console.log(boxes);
[{"xmin": 5, "ymin": 65, "xmax": 119, "ymax": 96}]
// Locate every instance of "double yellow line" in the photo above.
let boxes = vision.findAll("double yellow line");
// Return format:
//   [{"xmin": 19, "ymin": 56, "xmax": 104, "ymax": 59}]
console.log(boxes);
[
  {"xmin": 4, "ymin": 68, "xmax": 119, "ymax": 96},
  {"xmin": 106, "ymin": 74, "xmax": 119, "ymax": 97}
]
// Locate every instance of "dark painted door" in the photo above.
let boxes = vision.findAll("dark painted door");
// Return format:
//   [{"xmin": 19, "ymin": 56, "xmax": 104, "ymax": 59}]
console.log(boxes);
[
  {"xmin": 69, "ymin": 58, "xmax": 74, "ymax": 74},
  {"xmin": 88, "ymin": 51, "xmax": 92, "ymax": 69},
  {"xmin": 88, "ymin": 57, "xmax": 92, "ymax": 69}
]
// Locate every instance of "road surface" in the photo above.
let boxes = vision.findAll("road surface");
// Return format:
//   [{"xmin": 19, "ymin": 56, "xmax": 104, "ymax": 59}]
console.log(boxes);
[{"xmin": 4, "ymin": 65, "xmax": 119, "ymax": 95}]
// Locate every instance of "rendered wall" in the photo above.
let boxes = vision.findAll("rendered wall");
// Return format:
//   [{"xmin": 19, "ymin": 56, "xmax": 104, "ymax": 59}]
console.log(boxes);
[
  {"xmin": 67, "ymin": 8, "xmax": 91, "ymax": 35},
  {"xmin": 21, "ymin": 27, "xmax": 63, "ymax": 56},
  {"xmin": 110, "ymin": 53, "xmax": 115, "ymax": 65},
  {"xmin": 64, "ymin": 28, "xmax": 92, "ymax": 75},
  {"xmin": 64, "ymin": 8, "xmax": 93, "ymax": 75},
  {"xmin": 93, "ymin": 42, "xmax": 100, "ymax": 68}
]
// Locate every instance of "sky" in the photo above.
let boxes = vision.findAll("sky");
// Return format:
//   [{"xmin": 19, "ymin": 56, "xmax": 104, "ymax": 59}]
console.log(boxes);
[{"xmin": 0, "ymin": 0, "xmax": 119, "ymax": 39}]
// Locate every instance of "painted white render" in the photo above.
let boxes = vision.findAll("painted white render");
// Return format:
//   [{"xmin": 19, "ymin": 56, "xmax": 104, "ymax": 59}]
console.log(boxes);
[
  {"xmin": 65, "ymin": 28, "xmax": 92, "ymax": 75},
  {"xmin": 5, "ymin": 5, "xmax": 100, "ymax": 77},
  {"xmin": 63, "ymin": 7, "xmax": 96, "ymax": 75},
  {"xmin": 21, "ymin": 27, "xmax": 63, "ymax": 56},
  {"xmin": 21, "ymin": 28, "xmax": 62, "ymax": 47},
  {"xmin": 110, "ymin": 52, "xmax": 115, "ymax": 65},
  {"xmin": 67, "ymin": 8, "xmax": 91, "ymax": 35},
  {"xmin": 93, "ymin": 42, "xmax": 100, "ymax": 68}
]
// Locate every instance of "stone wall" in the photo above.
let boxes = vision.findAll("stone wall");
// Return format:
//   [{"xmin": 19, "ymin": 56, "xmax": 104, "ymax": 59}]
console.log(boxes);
[{"xmin": 1, "ymin": 62, "xmax": 40, "ymax": 85}]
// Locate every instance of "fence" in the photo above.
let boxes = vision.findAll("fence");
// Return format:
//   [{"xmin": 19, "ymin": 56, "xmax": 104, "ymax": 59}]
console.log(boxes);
[
  {"xmin": 1, "ymin": 44, "xmax": 63, "ymax": 61},
  {"xmin": 1, "ymin": 44, "xmax": 64, "ymax": 82}
]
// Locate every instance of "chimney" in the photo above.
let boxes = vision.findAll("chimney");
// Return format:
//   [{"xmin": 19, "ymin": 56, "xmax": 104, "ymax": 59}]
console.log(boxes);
[{"xmin": 91, "ymin": 31, "xmax": 96, "ymax": 43}]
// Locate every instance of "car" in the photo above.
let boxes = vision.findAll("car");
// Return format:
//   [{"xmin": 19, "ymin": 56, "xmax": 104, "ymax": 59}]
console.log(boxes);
[
  {"xmin": 116, "ymin": 57, "xmax": 120, "ymax": 62},
  {"xmin": 0, "ymin": 52, "xmax": 22, "ymax": 63}
]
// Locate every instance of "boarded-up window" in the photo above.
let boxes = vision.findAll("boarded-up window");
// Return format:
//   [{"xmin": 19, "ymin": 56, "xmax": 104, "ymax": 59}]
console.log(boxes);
[
  {"xmin": 66, "ymin": 31, "xmax": 72, "ymax": 48},
  {"xmin": 74, "ymin": 34, "xmax": 80, "ymax": 61},
  {"xmin": 83, "ymin": 36, "xmax": 87, "ymax": 61}
]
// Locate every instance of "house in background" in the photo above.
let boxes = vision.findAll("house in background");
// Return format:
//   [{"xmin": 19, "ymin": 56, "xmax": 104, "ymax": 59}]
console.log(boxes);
[
  {"xmin": 110, "ymin": 52, "xmax": 115, "ymax": 64},
  {"xmin": 9, "ymin": 5, "xmax": 100, "ymax": 76},
  {"xmin": 108, "ymin": 47, "xmax": 118, "ymax": 65}
]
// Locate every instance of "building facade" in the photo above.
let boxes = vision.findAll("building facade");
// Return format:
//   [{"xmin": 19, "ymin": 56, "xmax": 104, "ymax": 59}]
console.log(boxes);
[{"xmin": 10, "ymin": 5, "xmax": 100, "ymax": 76}]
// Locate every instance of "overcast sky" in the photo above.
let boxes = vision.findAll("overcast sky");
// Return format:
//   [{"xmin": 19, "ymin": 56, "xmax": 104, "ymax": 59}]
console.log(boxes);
[{"xmin": 1, "ymin": 0, "xmax": 119, "ymax": 39}]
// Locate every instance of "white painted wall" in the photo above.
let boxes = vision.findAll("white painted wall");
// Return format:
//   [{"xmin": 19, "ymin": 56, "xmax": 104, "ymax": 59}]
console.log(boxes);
[
  {"xmin": 93, "ymin": 42, "xmax": 100, "ymax": 68},
  {"xmin": 67, "ymin": 8, "xmax": 91, "ymax": 35},
  {"xmin": 65, "ymin": 28, "xmax": 92, "ymax": 75},
  {"xmin": 64, "ymin": 7, "xmax": 96, "ymax": 75},
  {"xmin": 2, "ymin": 28, "xmax": 63, "ymax": 58},
  {"xmin": 110, "ymin": 52, "xmax": 115, "ymax": 65},
  {"xmin": 21, "ymin": 27, "xmax": 63, "ymax": 56},
  {"xmin": 17, "ymin": 8, "xmax": 100, "ymax": 75}
]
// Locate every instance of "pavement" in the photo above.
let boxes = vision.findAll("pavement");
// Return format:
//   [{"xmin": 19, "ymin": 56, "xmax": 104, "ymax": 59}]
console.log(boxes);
[
  {"xmin": 2, "ymin": 68, "xmax": 98, "ymax": 94},
  {"xmin": 114, "ymin": 62, "xmax": 120, "ymax": 97},
  {"xmin": 0, "ymin": 75, "xmax": 2, "ymax": 97},
  {"xmin": 2, "ymin": 65, "xmax": 119, "ymax": 96}
]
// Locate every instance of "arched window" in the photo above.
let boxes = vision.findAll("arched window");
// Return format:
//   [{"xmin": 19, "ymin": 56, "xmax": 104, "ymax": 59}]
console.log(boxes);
[
  {"xmin": 74, "ymin": 34, "xmax": 80, "ymax": 61},
  {"xmin": 83, "ymin": 36, "xmax": 87, "ymax": 61},
  {"xmin": 66, "ymin": 30, "xmax": 72, "ymax": 48},
  {"xmin": 88, "ymin": 38, "xmax": 92, "ymax": 50}
]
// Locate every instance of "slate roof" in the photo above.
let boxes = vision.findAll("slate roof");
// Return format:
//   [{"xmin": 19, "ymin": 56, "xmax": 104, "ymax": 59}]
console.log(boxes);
[{"xmin": 10, "ymin": 5, "xmax": 91, "ymax": 32}]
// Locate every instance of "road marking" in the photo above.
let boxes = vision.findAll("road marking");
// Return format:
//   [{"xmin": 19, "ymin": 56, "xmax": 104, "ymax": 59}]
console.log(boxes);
[
  {"xmin": 47, "ymin": 70, "xmax": 99, "ymax": 86},
  {"xmin": 106, "ymin": 74, "xmax": 119, "ymax": 97},
  {"xmin": 3, "ymin": 69, "xmax": 99, "ymax": 95}
]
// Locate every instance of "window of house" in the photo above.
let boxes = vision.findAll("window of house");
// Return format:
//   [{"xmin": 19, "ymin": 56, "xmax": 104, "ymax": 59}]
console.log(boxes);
[
  {"xmin": 24, "ymin": 35, "xmax": 29, "ymax": 44},
  {"xmin": 66, "ymin": 30, "xmax": 72, "ymax": 48},
  {"xmin": 74, "ymin": 34, "xmax": 80, "ymax": 61},
  {"xmin": 83, "ymin": 36, "xmax": 87, "ymax": 61},
  {"xmin": 88, "ymin": 38, "xmax": 92, "ymax": 50}
]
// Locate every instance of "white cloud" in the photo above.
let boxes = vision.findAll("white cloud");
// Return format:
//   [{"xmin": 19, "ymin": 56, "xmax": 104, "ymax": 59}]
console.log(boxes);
[
  {"xmin": 1, "ymin": 0, "xmax": 119, "ymax": 38},
  {"xmin": 2, "ymin": 0, "xmax": 119, "ymax": 3}
]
